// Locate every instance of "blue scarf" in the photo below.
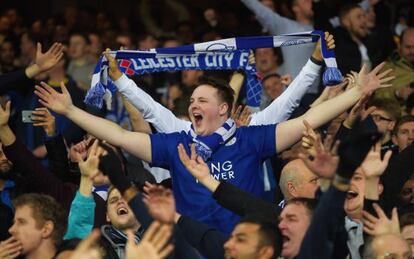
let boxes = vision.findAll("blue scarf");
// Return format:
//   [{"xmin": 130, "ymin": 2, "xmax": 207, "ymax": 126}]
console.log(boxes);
[
  {"xmin": 86, "ymin": 30, "xmax": 342, "ymax": 109},
  {"xmin": 188, "ymin": 118, "xmax": 236, "ymax": 161}
]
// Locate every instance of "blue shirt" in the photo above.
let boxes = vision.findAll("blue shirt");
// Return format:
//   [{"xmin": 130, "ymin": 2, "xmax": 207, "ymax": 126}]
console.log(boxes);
[{"xmin": 151, "ymin": 124, "xmax": 276, "ymax": 234}]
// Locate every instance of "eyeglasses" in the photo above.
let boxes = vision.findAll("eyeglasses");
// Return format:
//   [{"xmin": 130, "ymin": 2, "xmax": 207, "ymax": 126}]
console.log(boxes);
[{"xmin": 371, "ymin": 114, "xmax": 393, "ymax": 122}]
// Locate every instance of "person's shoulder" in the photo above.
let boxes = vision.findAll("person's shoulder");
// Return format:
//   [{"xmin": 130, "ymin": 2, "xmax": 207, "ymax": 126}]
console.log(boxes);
[{"xmin": 236, "ymin": 124, "xmax": 276, "ymax": 136}]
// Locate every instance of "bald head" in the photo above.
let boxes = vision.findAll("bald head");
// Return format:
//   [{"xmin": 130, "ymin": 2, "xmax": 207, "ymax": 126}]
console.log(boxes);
[
  {"xmin": 400, "ymin": 27, "xmax": 414, "ymax": 63},
  {"xmin": 364, "ymin": 233, "xmax": 410, "ymax": 258},
  {"xmin": 279, "ymin": 159, "xmax": 319, "ymax": 200}
]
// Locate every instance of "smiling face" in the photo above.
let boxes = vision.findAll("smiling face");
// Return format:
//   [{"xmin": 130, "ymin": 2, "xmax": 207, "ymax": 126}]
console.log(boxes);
[
  {"xmin": 106, "ymin": 188, "xmax": 139, "ymax": 231},
  {"xmin": 278, "ymin": 203, "xmax": 311, "ymax": 259},
  {"xmin": 188, "ymin": 84, "xmax": 230, "ymax": 136},
  {"xmin": 344, "ymin": 169, "xmax": 365, "ymax": 220}
]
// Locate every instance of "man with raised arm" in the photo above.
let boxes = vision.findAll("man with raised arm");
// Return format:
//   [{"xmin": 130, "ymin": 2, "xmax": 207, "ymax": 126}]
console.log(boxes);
[
  {"xmin": 111, "ymin": 33, "xmax": 334, "ymax": 134},
  {"xmin": 34, "ymin": 57, "xmax": 392, "ymax": 234}
]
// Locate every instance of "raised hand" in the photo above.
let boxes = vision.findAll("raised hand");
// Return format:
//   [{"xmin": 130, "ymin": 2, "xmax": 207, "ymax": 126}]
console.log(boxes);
[
  {"xmin": 231, "ymin": 105, "xmax": 252, "ymax": 128},
  {"xmin": 299, "ymin": 120, "xmax": 339, "ymax": 179},
  {"xmin": 177, "ymin": 143, "xmax": 210, "ymax": 181},
  {"xmin": 312, "ymin": 31, "xmax": 335, "ymax": 62},
  {"xmin": 75, "ymin": 139, "xmax": 102, "ymax": 179},
  {"xmin": 281, "ymin": 74, "xmax": 292, "ymax": 86},
  {"xmin": 32, "ymin": 107, "xmax": 56, "ymax": 136},
  {"xmin": 356, "ymin": 63, "xmax": 394, "ymax": 95},
  {"xmin": 69, "ymin": 136, "xmax": 95, "ymax": 163},
  {"xmin": 362, "ymin": 204, "xmax": 400, "ymax": 236},
  {"xmin": 0, "ymin": 236, "xmax": 22, "ymax": 259},
  {"xmin": 343, "ymin": 93, "xmax": 376, "ymax": 128},
  {"xmin": 103, "ymin": 49, "xmax": 122, "ymax": 81},
  {"xmin": 0, "ymin": 101, "xmax": 11, "ymax": 127},
  {"xmin": 361, "ymin": 142, "xmax": 392, "ymax": 178},
  {"xmin": 35, "ymin": 42, "xmax": 64, "ymax": 73},
  {"xmin": 34, "ymin": 81, "xmax": 73, "ymax": 115},
  {"xmin": 143, "ymin": 182, "xmax": 176, "ymax": 224},
  {"xmin": 126, "ymin": 221, "xmax": 174, "ymax": 259}
]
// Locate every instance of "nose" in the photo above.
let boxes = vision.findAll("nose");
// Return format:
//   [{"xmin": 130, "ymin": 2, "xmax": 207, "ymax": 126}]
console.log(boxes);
[
  {"xmin": 9, "ymin": 223, "xmax": 16, "ymax": 235},
  {"xmin": 223, "ymin": 238, "xmax": 234, "ymax": 251}
]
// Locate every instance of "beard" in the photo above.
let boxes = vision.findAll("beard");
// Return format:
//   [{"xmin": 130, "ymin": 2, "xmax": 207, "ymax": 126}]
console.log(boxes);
[{"xmin": 0, "ymin": 161, "xmax": 13, "ymax": 180}]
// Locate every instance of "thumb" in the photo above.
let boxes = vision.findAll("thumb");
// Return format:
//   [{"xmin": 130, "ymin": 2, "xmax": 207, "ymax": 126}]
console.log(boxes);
[
  {"xmin": 60, "ymin": 81, "xmax": 69, "ymax": 95},
  {"xmin": 5, "ymin": 101, "xmax": 11, "ymax": 114},
  {"xmin": 36, "ymin": 42, "xmax": 42, "ymax": 56}
]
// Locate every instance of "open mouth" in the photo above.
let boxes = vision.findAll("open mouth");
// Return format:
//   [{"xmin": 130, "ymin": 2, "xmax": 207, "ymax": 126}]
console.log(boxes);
[
  {"xmin": 346, "ymin": 190, "xmax": 359, "ymax": 199},
  {"xmin": 282, "ymin": 235, "xmax": 290, "ymax": 246},
  {"xmin": 117, "ymin": 207, "xmax": 128, "ymax": 216},
  {"xmin": 193, "ymin": 113, "xmax": 203, "ymax": 126}
]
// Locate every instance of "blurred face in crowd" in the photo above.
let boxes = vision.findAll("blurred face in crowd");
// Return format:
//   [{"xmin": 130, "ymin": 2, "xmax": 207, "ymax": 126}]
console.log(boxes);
[
  {"xmin": 189, "ymin": 85, "xmax": 229, "ymax": 136},
  {"xmin": 345, "ymin": 169, "xmax": 365, "ymax": 220},
  {"xmin": 342, "ymin": 7, "xmax": 367, "ymax": 39},
  {"xmin": 9, "ymin": 205, "xmax": 48, "ymax": 256},
  {"xmin": 68, "ymin": 35, "xmax": 89, "ymax": 60},
  {"xmin": 399, "ymin": 178, "xmax": 414, "ymax": 204},
  {"xmin": 365, "ymin": 6, "xmax": 376, "ymax": 30},
  {"xmin": 400, "ymin": 28, "xmax": 414, "ymax": 63},
  {"xmin": 116, "ymin": 35, "xmax": 133, "ymax": 50},
  {"xmin": 402, "ymin": 225, "xmax": 414, "ymax": 254},
  {"xmin": 393, "ymin": 121, "xmax": 414, "ymax": 152},
  {"xmin": 263, "ymin": 75, "xmax": 284, "ymax": 101},
  {"xmin": 182, "ymin": 70, "xmax": 203, "ymax": 87},
  {"xmin": 88, "ymin": 33, "xmax": 102, "ymax": 59},
  {"xmin": 0, "ymin": 16, "xmax": 10, "ymax": 33},
  {"xmin": 260, "ymin": 0, "xmax": 275, "ymax": 11},
  {"xmin": 255, "ymin": 48, "xmax": 278, "ymax": 74},
  {"xmin": 397, "ymin": 84, "xmax": 414, "ymax": 101},
  {"xmin": 371, "ymin": 109, "xmax": 395, "ymax": 136},
  {"xmin": 0, "ymin": 41, "xmax": 15, "ymax": 65},
  {"xmin": 278, "ymin": 203, "xmax": 311, "ymax": 259},
  {"xmin": 106, "ymin": 188, "xmax": 140, "ymax": 231},
  {"xmin": 224, "ymin": 222, "xmax": 274, "ymax": 259},
  {"xmin": 20, "ymin": 33, "xmax": 36, "ymax": 57},
  {"xmin": 0, "ymin": 143, "xmax": 13, "ymax": 179},
  {"xmin": 292, "ymin": 0, "xmax": 313, "ymax": 20},
  {"xmin": 138, "ymin": 35, "xmax": 158, "ymax": 50},
  {"xmin": 370, "ymin": 234, "xmax": 411, "ymax": 259}
]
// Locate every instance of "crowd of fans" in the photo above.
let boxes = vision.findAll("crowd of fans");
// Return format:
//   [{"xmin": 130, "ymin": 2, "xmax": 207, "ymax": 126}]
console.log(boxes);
[{"xmin": 0, "ymin": 0, "xmax": 414, "ymax": 258}]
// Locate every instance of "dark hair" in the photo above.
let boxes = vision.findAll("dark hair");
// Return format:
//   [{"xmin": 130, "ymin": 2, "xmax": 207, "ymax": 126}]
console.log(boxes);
[
  {"xmin": 368, "ymin": 98, "xmax": 401, "ymax": 120},
  {"xmin": 393, "ymin": 115, "xmax": 414, "ymax": 136},
  {"xmin": 400, "ymin": 212, "xmax": 414, "ymax": 229},
  {"xmin": 238, "ymin": 213, "xmax": 281, "ymax": 258},
  {"xmin": 13, "ymin": 193, "xmax": 67, "ymax": 247},
  {"xmin": 196, "ymin": 75, "xmax": 235, "ymax": 117},
  {"xmin": 69, "ymin": 31, "xmax": 91, "ymax": 45},
  {"xmin": 339, "ymin": 3, "xmax": 361, "ymax": 20},
  {"xmin": 406, "ymin": 92, "xmax": 414, "ymax": 114},
  {"xmin": 285, "ymin": 197, "xmax": 317, "ymax": 216},
  {"xmin": 262, "ymin": 73, "xmax": 281, "ymax": 84}
]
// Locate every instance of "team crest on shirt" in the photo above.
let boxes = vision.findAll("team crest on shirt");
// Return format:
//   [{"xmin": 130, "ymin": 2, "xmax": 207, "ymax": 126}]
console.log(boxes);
[{"xmin": 225, "ymin": 137, "xmax": 237, "ymax": 146}]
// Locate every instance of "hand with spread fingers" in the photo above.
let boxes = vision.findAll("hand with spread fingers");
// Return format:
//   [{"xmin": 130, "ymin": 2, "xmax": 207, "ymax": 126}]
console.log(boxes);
[
  {"xmin": 361, "ymin": 142, "xmax": 393, "ymax": 179},
  {"xmin": 299, "ymin": 120, "xmax": 339, "ymax": 179},
  {"xmin": 356, "ymin": 63, "xmax": 394, "ymax": 95},
  {"xmin": 231, "ymin": 105, "xmax": 252, "ymax": 128},
  {"xmin": 35, "ymin": 42, "xmax": 65, "ymax": 73},
  {"xmin": 343, "ymin": 93, "xmax": 376, "ymax": 129},
  {"xmin": 32, "ymin": 107, "xmax": 56, "ymax": 136},
  {"xmin": 126, "ymin": 221, "xmax": 174, "ymax": 259},
  {"xmin": 75, "ymin": 139, "xmax": 103, "ymax": 179},
  {"xmin": 34, "ymin": 81, "xmax": 73, "ymax": 116},
  {"xmin": 0, "ymin": 236, "xmax": 22, "ymax": 259},
  {"xmin": 143, "ymin": 182, "xmax": 176, "ymax": 224},
  {"xmin": 362, "ymin": 204, "xmax": 400, "ymax": 236},
  {"xmin": 0, "ymin": 101, "xmax": 11, "ymax": 127}
]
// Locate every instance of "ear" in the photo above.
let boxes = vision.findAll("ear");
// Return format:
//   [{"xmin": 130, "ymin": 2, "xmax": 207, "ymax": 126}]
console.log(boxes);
[
  {"xmin": 287, "ymin": 182, "xmax": 297, "ymax": 198},
  {"xmin": 259, "ymin": 246, "xmax": 275, "ymax": 259},
  {"xmin": 378, "ymin": 183, "xmax": 384, "ymax": 196},
  {"xmin": 219, "ymin": 102, "xmax": 229, "ymax": 117},
  {"xmin": 41, "ymin": 221, "xmax": 54, "ymax": 239}
]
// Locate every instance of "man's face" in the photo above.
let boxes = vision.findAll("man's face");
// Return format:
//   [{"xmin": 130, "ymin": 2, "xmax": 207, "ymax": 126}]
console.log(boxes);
[
  {"xmin": 106, "ymin": 189, "xmax": 139, "ymax": 231},
  {"xmin": 224, "ymin": 222, "xmax": 272, "ymax": 259},
  {"xmin": 278, "ymin": 203, "xmax": 311, "ymax": 259},
  {"xmin": 263, "ymin": 76, "xmax": 284, "ymax": 101},
  {"xmin": 397, "ymin": 85, "xmax": 414, "ymax": 101},
  {"xmin": 188, "ymin": 85, "xmax": 227, "ymax": 136},
  {"xmin": 68, "ymin": 35, "xmax": 88, "ymax": 60},
  {"xmin": 402, "ymin": 225, "xmax": 414, "ymax": 254},
  {"xmin": 0, "ymin": 41, "xmax": 15, "ymax": 65},
  {"xmin": 399, "ymin": 179, "xmax": 414, "ymax": 204},
  {"xmin": 295, "ymin": 167, "xmax": 319, "ymax": 199},
  {"xmin": 293, "ymin": 0, "xmax": 313, "ymax": 20},
  {"xmin": 371, "ymin": 110, "xmax": 395, "ymax": 135},
  {"xmin": 343, "ymin": 7, "xmax": 367, "ymax": 39},
  {"xmin": 182, "ymin": 70, "xmax": 202, "ymax": 87},
  {"xmin": 20, "ymin": 34, "xmax": 35, "ymax": 57},
  {"xmin": 393, "ymin": 121, "xmax": 414, "ymax": 152},
  {"xmin": 9, "ymin": 205, "xmax": 44, "ymax": 255},
  {"xmin": 0, "ymin": 143, "xmax": 13, "ymax": 179},
  {"xmin": 400, "ymin": 30, "xmax": 414, "ymax": 63},
  {"xmin": 372, "ymin": 234, "xmax": 411, "ymax": 259},
  {"xmin": 344, "ymin": 169, "xmax": 365, "ymax": 220},
  {"xmin": 255, "ymin": 48, "xmax": 278, "ymax": 74}
]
